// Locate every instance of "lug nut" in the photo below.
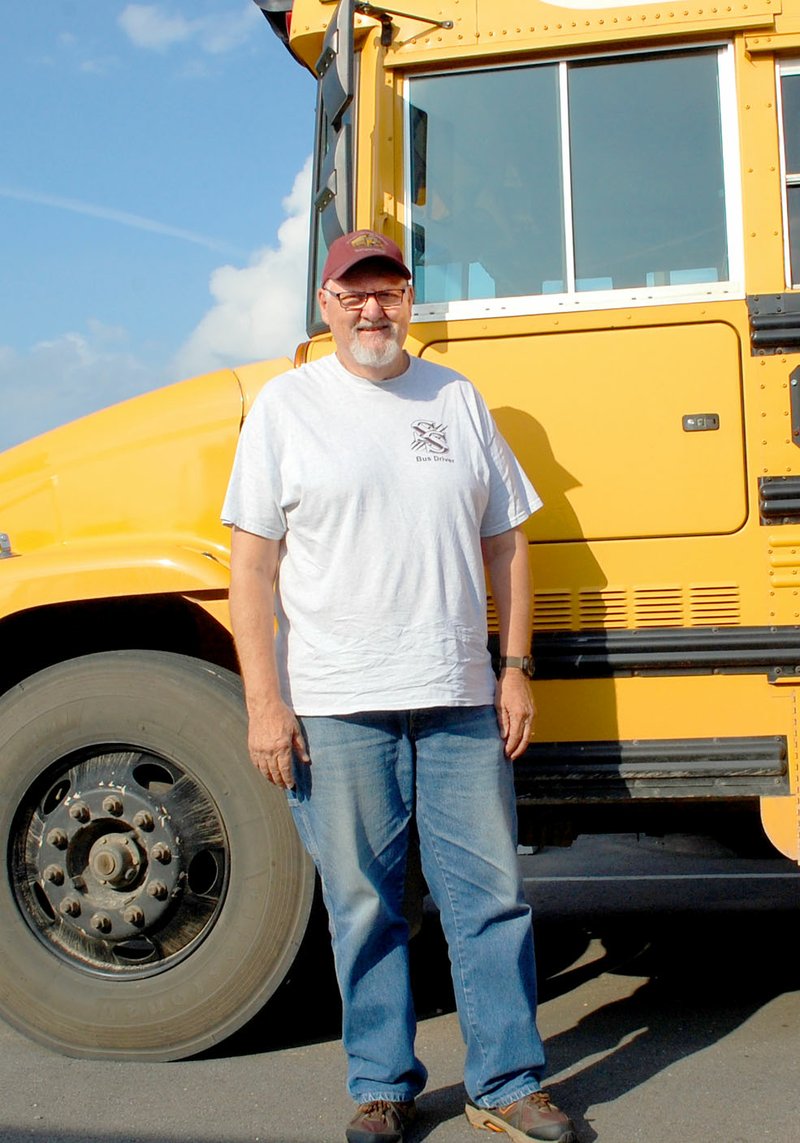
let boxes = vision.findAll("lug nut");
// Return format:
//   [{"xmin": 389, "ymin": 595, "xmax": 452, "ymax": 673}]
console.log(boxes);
[
  {"xmin": 91, "ymin": 912, "xmax": 113, "ymax": 934},
  {"xmin": 60, "ymin": 897, "xmax": 81, "ymax": 917},
  {"xmin": 146, "ymin": 880, "xmax": 168, "ymax": 901},
  {"xmin": 46, "ymin": 828, "xmax": 68, "ymax": 849},
  {"xmin": 69, "ymin": 802, "xmax": 90, "ymax": 823},
  {"xmin": 42, "ymin": 864, "xmax": 65, "ymax": 885},
  {"xmin": 123, "ymin": 905, "xmax": 145, "ymax": 926},
  {"xmin": 133, "ymin": 811, "xmax": 154, "ymax": 832},
  {"xmin": 102, "ymin": 795, "xmax": 124, "ymax": 816},
  {"xmin": 151, "ymin": 843, "xmax": 172, "ymax": 864}
]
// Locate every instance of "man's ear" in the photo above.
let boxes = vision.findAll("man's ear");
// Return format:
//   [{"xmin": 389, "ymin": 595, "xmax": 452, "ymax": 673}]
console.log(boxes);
[{"xmin": 318, "ymin": 286, "xmax": 330, "ymax": 325}]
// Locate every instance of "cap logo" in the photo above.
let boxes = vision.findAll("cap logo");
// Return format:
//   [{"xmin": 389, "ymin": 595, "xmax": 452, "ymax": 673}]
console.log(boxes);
[{"xmin": 350, "ymin": 233, "xmax": 385, "ymax": 251}]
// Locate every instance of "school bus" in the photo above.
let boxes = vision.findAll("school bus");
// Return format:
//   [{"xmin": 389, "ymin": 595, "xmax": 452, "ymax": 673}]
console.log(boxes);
[{"xmin": 1, "ymin": 0, "xmax": 799, "ymax": 1059}]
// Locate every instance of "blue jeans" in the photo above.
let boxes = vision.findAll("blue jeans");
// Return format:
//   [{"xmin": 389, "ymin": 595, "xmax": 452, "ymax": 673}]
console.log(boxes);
[{"xmin": 288, "ymin": 705, "xmax": 546, "ymax": 1107}]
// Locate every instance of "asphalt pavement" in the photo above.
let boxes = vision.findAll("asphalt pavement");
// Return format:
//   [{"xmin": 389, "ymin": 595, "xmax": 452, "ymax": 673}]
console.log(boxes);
[{"xmin": 0, "ymin": 833, "xmax": 798, "ymax": 1143}]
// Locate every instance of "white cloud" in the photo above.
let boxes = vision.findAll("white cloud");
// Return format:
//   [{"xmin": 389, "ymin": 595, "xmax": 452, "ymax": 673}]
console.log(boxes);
[
  {"xmin": 118, "ymin": 5, "xmax": 192, "ymax": 51},
  {"xmin": 119, "ymin": 3, "xmax": 259, "ymax": 56},
  {"xmin": 172, "ymin": 156, "xmax": 312, "ymax": 378},
  {"xmin": 0, "ymin": 323, "xmax": 164, "ymax": 453},
  {"xmin": 0, "ymin": 159, "xmax": 312, "ymax": 455},
  {"xmin": 79, "ymin": 56, "xmax": 120, "ymax": 77}
]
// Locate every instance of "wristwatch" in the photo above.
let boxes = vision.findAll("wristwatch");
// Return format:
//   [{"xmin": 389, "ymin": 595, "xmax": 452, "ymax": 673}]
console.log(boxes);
[{"xmin": 498, "ymin": 655, "xmax": 535, "ymax": 678}]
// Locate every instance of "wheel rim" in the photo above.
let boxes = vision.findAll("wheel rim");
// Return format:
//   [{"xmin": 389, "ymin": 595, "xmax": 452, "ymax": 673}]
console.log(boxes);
[{"xmin": 10, "ymin": 749, "xmax": 229, "ymax": 978}]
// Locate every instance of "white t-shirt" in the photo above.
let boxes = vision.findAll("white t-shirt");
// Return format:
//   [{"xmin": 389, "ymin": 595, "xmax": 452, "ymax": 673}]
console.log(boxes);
[{"xmin": 222, "ymin": 353, "xmax": 541, "ymax": 715}]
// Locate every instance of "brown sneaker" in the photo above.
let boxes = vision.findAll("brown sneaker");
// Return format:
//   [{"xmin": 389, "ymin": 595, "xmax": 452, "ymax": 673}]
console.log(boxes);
[
  {"xmin": 465, "ymin": 1091, "xmax": 576, "ymax": 1142},
  {"xmin": 346, "ymin": 1099, "xmax": 417, "ymax": 1143}
]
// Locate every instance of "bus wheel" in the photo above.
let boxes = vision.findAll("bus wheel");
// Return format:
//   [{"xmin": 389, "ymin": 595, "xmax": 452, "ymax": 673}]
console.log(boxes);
[{"xmin": 0, "ymin": 650, "xmax": 314, "ymax": 1060}]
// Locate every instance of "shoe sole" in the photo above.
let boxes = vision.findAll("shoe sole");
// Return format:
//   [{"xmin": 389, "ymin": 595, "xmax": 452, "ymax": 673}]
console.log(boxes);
[
  {"xmin": 465, "ymin": 1102, "xmax": 577, "ymax": 1143},
  {"xmin": 345, "ymin": 1133, "xmax": 402, "ymax": 1143},
  {"xmin": 345, "ymin": 1128, "xmax": 403, "ymax": 1143}
]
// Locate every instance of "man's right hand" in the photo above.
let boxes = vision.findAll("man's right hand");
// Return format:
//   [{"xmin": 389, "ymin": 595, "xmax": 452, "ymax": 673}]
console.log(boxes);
[{"xmin": 247, "ymin": 700, "xmax": 310, "ymax": 789}]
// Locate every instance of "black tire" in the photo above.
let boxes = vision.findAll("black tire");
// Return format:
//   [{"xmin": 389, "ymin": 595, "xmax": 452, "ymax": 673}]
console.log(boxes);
[{"xmin": 0, "ymin": 650, "xmax": 314, "ymax": 1060}]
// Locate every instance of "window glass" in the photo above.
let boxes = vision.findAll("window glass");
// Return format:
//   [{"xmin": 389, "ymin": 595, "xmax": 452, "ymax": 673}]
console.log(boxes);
[
  {"xmin": 408, "ymin": 48, "xmax": 729, "ymax": 306},
  {"xmin": 781, "ymin": 72, "xmax": 800, "ymax": 172},
  {"xmin": 569, "ymin": 52, "xmax": 727, "ymax": 291},
  {"xmin": 780, "ymin": 71, "xmax": 800, "ymax": 284},
  {"xmin": 787, "ymin": 186, "xmax": 800, "ymax": 284},
  {"xmin": 409, "ymin": 66, "xmax": 565, "ymax": 303}
]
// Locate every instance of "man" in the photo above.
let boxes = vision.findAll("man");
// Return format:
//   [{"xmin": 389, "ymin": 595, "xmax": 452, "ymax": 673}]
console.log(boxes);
[{"xmin": 222, "ymin": 229, "xmax": 576, "ymax": 1143}]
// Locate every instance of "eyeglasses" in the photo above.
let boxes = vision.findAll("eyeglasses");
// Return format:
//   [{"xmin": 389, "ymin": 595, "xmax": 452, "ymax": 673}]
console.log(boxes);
[{"xmin": 323, "ymin": 286, "xmax": 408, "ymax": 312}]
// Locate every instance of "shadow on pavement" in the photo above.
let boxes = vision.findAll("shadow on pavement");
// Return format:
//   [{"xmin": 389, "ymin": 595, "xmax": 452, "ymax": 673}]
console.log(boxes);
[
  {"xmin": 534, "ymin": 905, "xmax": 799, "ymax": 1141},
  {"xmin": 198, "ymin": 873, "xmax": 799, "ymax": 1143}
]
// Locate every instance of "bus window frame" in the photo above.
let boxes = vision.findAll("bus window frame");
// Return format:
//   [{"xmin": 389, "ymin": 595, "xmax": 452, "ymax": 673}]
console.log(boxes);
[{"xmin": 403, "ymin": 40, "xmax": 745, "ymax": 324}]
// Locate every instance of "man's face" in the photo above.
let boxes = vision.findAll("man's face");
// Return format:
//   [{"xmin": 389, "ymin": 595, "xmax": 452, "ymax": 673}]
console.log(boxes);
[{"xmin": 318, "ymin": 263, "xmax": 413, "ymax": 380}]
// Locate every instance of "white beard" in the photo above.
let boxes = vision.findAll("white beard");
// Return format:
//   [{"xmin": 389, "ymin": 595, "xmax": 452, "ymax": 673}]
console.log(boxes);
[{"xmin": 347, "ymin": 324, "xmax": 404, "ymax": 371}]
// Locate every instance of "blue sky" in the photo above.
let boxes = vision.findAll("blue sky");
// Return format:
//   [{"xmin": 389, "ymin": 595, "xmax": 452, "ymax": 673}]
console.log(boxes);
[{"xmin": 0, "ymin": 1, "xmax": 317, "ymax": 451}]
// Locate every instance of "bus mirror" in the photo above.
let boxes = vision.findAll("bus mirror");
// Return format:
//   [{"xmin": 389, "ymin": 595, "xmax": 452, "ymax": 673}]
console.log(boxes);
[
  {"xmin": 307, "ymin": 0, "xmax": 356, "ymax": 330},
  {"xmin": 315, "ymin": 0, "xmax": 354, "ymax": 127},
  {"xmin": 314, "ymin": 119, "xmax": 354, "ymax": 245}
]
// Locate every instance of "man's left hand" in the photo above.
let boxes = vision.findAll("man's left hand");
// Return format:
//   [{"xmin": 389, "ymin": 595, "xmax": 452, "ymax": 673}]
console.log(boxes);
[{"xmin": 495, "ymin": 669, "xmax": 536, "ymax": 760}]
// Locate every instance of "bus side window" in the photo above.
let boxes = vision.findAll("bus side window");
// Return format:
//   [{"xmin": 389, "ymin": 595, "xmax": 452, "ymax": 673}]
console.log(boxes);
[
  {"xmin": 409, "ymin": 64, "xmax": 564, "ymax": 303},
  {"xmin": 408, "ymin": 47, "xmax": 732, "ymax": 310},
  {"xmin": 780, "ymin": 65, "xmax": 800, "ymax": 287}
]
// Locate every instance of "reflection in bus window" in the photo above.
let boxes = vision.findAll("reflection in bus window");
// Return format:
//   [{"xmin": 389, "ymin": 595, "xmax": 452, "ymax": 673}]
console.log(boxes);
[
  {"xmin": 408, "ymin": 48, "xmax": 730, "ymax": 306},
  {"xmin": 409, "ymin": 65, "xmax": 565, "ymax": 302},
  {"xmin": 780, "ymin": 66, "xmax": 800, "ymax": 285}
]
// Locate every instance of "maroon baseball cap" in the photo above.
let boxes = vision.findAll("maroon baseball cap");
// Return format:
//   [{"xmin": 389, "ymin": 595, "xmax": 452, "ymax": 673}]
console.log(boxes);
[{"xmin": 322, "ymin": 229, "xmax": 411, "ymax": 283}]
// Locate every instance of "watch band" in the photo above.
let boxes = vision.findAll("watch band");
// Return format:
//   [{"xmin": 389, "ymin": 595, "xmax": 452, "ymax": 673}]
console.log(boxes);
[{"xmin": 498, "ymin": 655, "xmax": 535, "ymax": 678}]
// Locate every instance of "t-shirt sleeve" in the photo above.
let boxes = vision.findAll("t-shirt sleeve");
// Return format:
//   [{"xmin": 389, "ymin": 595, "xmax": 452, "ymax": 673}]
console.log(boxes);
[
  {"xmin": 478, "ymin": 400, "xmax": 543, "ymax": 538},
  {"xmin": 220, "ymin": 393, "xmax": 287, "ymax": 539}
]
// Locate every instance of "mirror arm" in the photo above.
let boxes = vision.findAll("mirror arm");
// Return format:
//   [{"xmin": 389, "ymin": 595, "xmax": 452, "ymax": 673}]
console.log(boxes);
[{"xmin": 355, "ymin": 2, "xmax": 453, "ymax": 47}]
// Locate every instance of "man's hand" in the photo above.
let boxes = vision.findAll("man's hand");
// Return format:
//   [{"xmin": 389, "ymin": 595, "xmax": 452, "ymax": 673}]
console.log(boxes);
[
  {"xmin": 495, "ymin": 669, "xmax": 536, "ymax": 760},
  {"xmin": 247, "ymin": 699, "xmax": 310, "ymax": 789}
]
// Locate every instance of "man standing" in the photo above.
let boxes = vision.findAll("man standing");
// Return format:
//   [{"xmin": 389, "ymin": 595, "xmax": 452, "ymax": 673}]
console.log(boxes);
[{"xmin": 222, "ymin": 229, "xmax": 576, "ymax": 1143}]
